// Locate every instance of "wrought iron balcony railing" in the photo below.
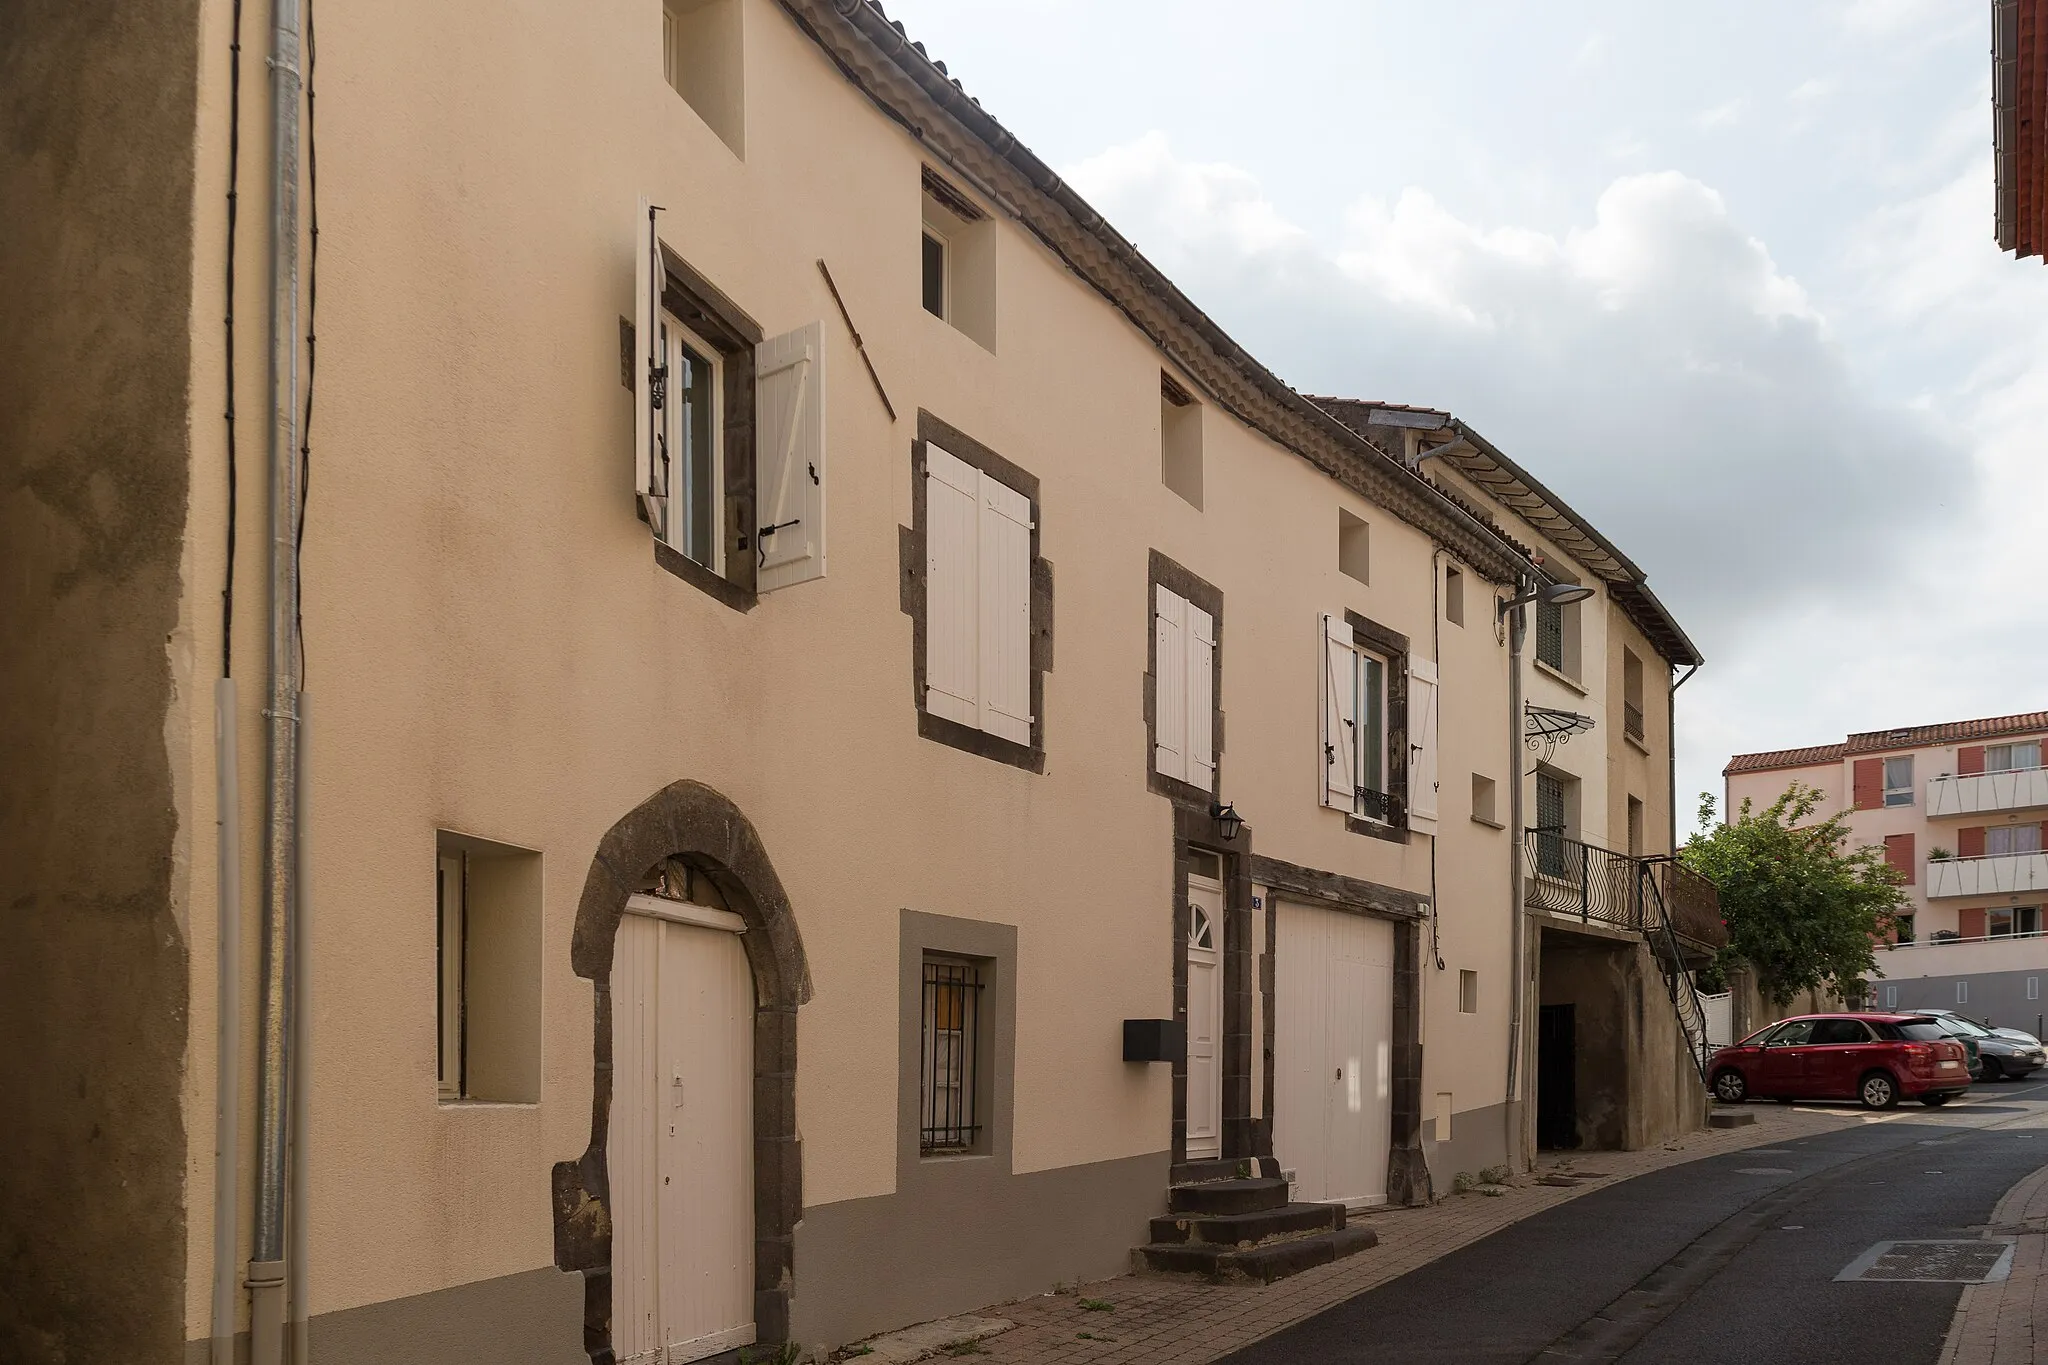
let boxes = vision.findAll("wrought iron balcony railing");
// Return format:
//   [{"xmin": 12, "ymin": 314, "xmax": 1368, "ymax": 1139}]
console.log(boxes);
[{"xmin": 1624, "ymin": 701, "xmax": 1645, "ymax": 743}]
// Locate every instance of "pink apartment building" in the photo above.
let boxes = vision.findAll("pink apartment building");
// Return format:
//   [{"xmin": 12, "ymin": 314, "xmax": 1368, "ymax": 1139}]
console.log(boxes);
[{"xmin": 1725, "ymin": 711, "xmax": 2048, "ymax": 946}]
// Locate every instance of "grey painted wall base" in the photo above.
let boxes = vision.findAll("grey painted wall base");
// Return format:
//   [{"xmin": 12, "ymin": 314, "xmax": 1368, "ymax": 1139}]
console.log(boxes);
[
  {"xmin": 792, "ymin": 1148, "xmax": 1170, "ymax": 1351},
  {"xmin": 1878, "ymin": 966, "xmax": 2048, "ymax": 1040},
  {"xmin": 184, "ymin": 1266, "xmax": 586, "ymax": 1365},
  {"xmin": 1425, "ymin": 1100, "xmax": 1513, "ymax": 1183}
]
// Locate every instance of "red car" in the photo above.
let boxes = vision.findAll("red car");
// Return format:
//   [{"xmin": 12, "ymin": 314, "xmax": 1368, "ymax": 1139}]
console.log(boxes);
[{"xmin": 1708, "ymin": 1012, "xmax": 1972, "ymax": 1110}]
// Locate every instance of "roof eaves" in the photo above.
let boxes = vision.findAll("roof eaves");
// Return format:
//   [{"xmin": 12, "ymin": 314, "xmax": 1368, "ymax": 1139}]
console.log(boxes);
[{"xmin": 785, "ymin": 0, "xmax": 1540, "ymax": 584}]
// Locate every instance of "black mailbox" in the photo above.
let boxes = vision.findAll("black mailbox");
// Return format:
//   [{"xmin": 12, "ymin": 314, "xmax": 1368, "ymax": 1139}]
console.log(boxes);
[{"xmin": 1123, "ymin": 1018, "xmax": 1182, "ymax": 1063}]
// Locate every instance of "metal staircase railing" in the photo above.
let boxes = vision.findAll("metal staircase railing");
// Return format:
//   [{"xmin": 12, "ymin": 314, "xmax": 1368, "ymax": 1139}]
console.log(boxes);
[
  {"xmin": 1523, "ymin": 832, "xmax": 1720, "ymax": 1087},
  {"xmin": 1638, "ymin": 862, "xmax": 1715, "ymax": 1085}
]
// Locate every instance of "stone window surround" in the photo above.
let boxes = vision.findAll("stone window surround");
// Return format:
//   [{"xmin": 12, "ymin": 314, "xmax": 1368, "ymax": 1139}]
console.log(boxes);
[
  {"xmin": 553, "ymin": 780, "xmax": 814, "ymax": 1359},
  {"xmin": 643, "ymin": 253, "xmax": 762, "ymax": 613},
  {"xmin": 1344, "ymin": 609, "xmax": 1412, "ymax": 846},
  {"xmin": 1146, "ymin": 550, "xmax": 1224, "ymax": 809},
  {"xmin": 898, "ymin": 410, "xmax": 1055, "ymax": 773},
  {"xmin": 1248, "ymin": 855, "xmax": 1433, "ymax": 1206},
  {"xmin": 897, "ymin": 911, "xmax": 1018, "ymax": 1182}
]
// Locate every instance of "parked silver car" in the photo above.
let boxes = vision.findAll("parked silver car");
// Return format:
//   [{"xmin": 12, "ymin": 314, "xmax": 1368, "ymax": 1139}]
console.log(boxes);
[{"xmin": 1920, "ymin": 1010, "xmax": 2044, "ymax": 1081}]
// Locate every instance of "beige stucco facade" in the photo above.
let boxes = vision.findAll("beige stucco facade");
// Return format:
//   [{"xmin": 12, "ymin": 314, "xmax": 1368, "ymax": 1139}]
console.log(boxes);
[{"xmin": 4, "ymin": 2, "xmax": 1713, "ymax": 1362}]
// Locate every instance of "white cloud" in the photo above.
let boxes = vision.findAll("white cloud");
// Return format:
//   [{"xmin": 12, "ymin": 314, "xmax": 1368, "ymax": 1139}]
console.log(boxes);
[
  {"xmin": 1692, "ymin": 97, "xmax": 1749, "ymax": 130},
  {"xmin": 1065, "ymin": 134, "xmax": 2011, "ymax": 807}
]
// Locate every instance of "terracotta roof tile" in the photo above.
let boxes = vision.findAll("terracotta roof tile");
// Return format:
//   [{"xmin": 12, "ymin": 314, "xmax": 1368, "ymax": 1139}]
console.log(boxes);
[
  {"xmin": 1843, "ymin": 710, "xmax": 2048, "ymax": 752},
  {"xmin": 1724, "ymin": 744, "xmax": 1846, "ymax": 776},
  {"xmin": 1725, "ymin": 710, "xmax": 2048, "ymax": 774}
]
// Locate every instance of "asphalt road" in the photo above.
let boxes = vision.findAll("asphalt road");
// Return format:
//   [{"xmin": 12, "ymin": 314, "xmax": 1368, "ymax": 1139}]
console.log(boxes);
[{"xmin": 1218, "ymin": 1080, "xmax": 2048, "ymax": 1365}]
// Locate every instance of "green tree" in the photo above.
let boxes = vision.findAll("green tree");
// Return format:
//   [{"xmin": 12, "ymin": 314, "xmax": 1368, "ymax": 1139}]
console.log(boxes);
[{"xmin": 1682, "ymin": 783, "xmax": 1907, "ymax": 1009}]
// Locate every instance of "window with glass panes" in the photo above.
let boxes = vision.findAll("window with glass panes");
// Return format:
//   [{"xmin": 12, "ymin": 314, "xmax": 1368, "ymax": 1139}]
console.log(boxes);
[
  {"xmin": 1354, "ymin": 648, "xmax": 1389, "ymax": 818},
  {"xmin": 658, "ymin": 313, "xmax": 720, "ymax": 570},
  {"xmin": 1535, "ymin": 771, "xmax": 1569, "ymax": 876},
  {"xmin": 1987, "ymin": 825, "xmax": 2044, "ymax": 857},
  {"xmin": 1988, "ymin": 741, "xmax": 2044, "ymax": 772},
  {"xmin": 1883, "ymin": 755, "xmax": 1914, "ymax": 806},
  {"xmin": 920, "ymin": 956, "xmax": 983, "ymax": 1154}
]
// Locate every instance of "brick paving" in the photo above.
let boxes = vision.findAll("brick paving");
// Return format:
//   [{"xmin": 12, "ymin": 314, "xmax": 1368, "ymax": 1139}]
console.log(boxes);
[
  {"xmin": 928, "ymin": 1105, "xmax": 1885, "ymax": 1365},
  {"xmin": 1938, "ymin": 1157, "xmax": 2048, "ymax": 1365}
]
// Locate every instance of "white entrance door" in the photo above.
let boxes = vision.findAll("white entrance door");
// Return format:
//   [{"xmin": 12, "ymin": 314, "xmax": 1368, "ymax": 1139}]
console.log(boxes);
[
  {"xmin": 1275, "ymin": 901, "xmax": 1393, "ymax": 1208},
  {"xmin": 610, "ymin": 898, "xmax": 756, "ymax": 1364},
  {"xmin": 1185, "ymin": 875, "xmax": 1225, "ymax": 1161}
]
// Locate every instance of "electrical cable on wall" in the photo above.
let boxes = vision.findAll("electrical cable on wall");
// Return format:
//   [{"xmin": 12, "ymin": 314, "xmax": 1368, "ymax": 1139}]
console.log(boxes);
[
  {"xmin": 222, "ymin": 0, "xmax": 245, "ymax": 678},
  {"xmin": 295, "ymin": 0, "xmax": 318, "ymax": 685}
]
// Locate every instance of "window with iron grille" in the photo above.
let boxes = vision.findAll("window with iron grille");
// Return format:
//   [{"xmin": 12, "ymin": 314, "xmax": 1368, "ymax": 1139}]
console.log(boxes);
[
  {"xmin": 1535, "ymin": 598, "xmax": 1564, "ymax": 670},
  {"xmin": 920, "ymin": 957, "xmax": 984, "ymax": 1154},
  {"xmin": 1535, "ymin": 770, "xmax": 1569, "ymax": 877}
]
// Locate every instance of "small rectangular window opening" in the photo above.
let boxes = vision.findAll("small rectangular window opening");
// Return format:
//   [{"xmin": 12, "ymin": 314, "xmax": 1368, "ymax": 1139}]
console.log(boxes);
[
  {"xmin": 662, "ymin": 0, "xmax": 745, "ymax": 158},
  {"xmin": 1458, "ymin": 970, "xmax": 1478, "ymax": 1014},
  {"xmin": 1623, "ymin": 650, "xmax": 1645, "ymax": 742},
  {"xmin": 435, "ymin": 832, "xmax": 543, "ymax": 1104},
  {"xmin": 2030, "ymin": 977, "xmax": 2041, "ymax": 1002},
  {"xmin": 1161, "ymin": 372, "xmax": 1202, "ymax": 509},
  {"xmin": 1338, "ymin": 509, "xmax": 1370, "ymax": 587},
  {"xmin": 1187, "ymin": 849, "xmax": 1223, "ymax": 881},
  {"xmin": 921, "ymin": 956, "xmax": 985, "ymax": 1154},
  {"xmin": 1958, "ymin": 980, "xmax": 1969, "ymax": 1004},
  {"xmin": 1444, "ymin": 565, "xmax": 1464, "ymax": 626},
  {"xmin": 921, "ymin": 230, "xmax": 947, "ymax": 320},
  {"xmin": 1435, "ymin": 1092, "xmax": 1454, "ymax": 1143},
  {"xmin": 1885, "ymin": 985, "xmax": 1898, "ymax": 1008},
  {"xmin": 1472, "ymin": 773, "xmax": 1498, "ymax": 826}
]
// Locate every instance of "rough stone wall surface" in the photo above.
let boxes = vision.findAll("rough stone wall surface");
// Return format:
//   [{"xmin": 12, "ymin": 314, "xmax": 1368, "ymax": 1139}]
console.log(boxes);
[{"xmin": 0, "ymin": 1, "xmax": 202, "ymax": 1360}]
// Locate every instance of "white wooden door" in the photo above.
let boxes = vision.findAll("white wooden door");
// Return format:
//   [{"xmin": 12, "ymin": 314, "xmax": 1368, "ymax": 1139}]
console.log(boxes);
[
  {"xmin": 1275, "ymin": 902, "xmax": 1393, "ymax": 1208},
  {"xmin": 610, "ymin": 900, "xmax": 755, "ymax": 1364},
  {"xmin": 1185, "ymin": 875, "xmax": 1225, "ymax": 1161}
]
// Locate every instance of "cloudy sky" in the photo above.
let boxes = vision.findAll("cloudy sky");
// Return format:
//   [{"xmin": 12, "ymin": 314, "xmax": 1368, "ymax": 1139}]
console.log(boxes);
[{"xmin": 883, "ymin": 0, "xmax": 2048, "ymax": 827}]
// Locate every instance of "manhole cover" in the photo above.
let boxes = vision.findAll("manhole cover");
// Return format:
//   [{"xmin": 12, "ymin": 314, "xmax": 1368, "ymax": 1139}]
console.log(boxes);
[{"xmin": 1835, "ymin": 1239, "xmax": 2015, "ymax": 1284}]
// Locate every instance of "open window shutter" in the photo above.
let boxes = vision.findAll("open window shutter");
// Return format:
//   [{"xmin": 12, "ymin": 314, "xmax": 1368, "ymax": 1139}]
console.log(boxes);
[
  {"xmin": 1958, "ymin": 825, "xmax": 1986, "ymax": 858},
  {"xmin": 1187, "ymin": 602, "xmax": 1215, "ymax": 792},
  {"xmin": 1885, "ymin": 833, "xmax": 1915, "ymax": 883},
  {"xmin": 923, "ymin": 444, "xmax": 980, "ymax": 728},
  {"xmin": 1407, "ymin": 656, "xmax": 1440, "ymax": 832},
  {"xmin": 977, "ymin": 470, "xmax": 1033, "ymax": 745},
  {"xmin": 1960, "ymin": 907, "xmax": 1987, "ymax": 939},
  {"xmin": 1321, "ymin": 614, "xmax": 1357, "ymax": 810},
  {"xmin": 1154, "ymin": 586, "xmax": 1187, "ymax": 783},
  {"xmin": 755, "ymin": 321, "xmax": 826, "ymax": 592},
  {"xmin": 1959, "ymin": 746, "xmax": 1986, "ymax": 776},
  {"xmin": 634, "ymin": 203, "xmax": 669, "ymax": 537},
  {"xmin": 1851, "ymin": 758, "xmax": 1883, "ymax": 810}
]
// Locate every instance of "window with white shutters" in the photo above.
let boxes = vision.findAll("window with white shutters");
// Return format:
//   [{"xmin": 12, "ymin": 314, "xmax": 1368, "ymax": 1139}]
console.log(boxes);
[
  {"xmin": 1407, "ymin": 657, "xmax": 1440, "ymax": 832},
  {"xmin": 1321, "ymin": 612, "xmax": 1411, "ymax": 834},
  {"xmin": 922, "ymin": 441, "xmax": 1033, "ymax": 748},
  {"xmin": 755, "ymin": 321, "xmax": 826, "ymax": 592},
  {"xmin": 1153, "ymin": 585, "xmax": 1216, "ymax": 792}
]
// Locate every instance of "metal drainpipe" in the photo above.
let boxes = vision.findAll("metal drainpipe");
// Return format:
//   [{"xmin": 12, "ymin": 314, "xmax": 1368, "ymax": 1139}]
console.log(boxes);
[
  {"xmin": 250, "ymin": 0, "xmax": 303, "ymax": 1358},
  {"xmin": 211, "ymin": 680, "xmax": 242, "ymax": 1365},
  {"xmin": 289, "ymin": 693, "xmax": 311, "ymax": 1365},
  {"xmin": 1502, "ymin": 580, "xmax": 1529, "ymax": 1171}
]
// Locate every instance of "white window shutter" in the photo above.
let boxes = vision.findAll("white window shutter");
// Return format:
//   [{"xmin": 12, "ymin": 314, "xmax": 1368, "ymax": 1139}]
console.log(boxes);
[
  {"xmin": 1154, "ymin": 586, "xmax": 1188, "ymax": 783},
  {"xmin": 755, "ymin": 320, "xmax": 826, "ymax": 592},
  {"xmin": 977, "ymin": 470, "xmax": 1033, "ymax": 745},
  {"xmin": 634, "ymin": 202, "xmax": 669, "ymax": 538},
  {"xmin": 924, "ymin": 444, "xmax": 980, "ymax": 728},
  {"xmin": 1321, "ymin": 614, "xmax": 1357, "ymax": 810},
  {"xmin": 1408, "ymin": 656, "xmax": 1440, "ymax": 832},
  {"xmin": 1187, "ymin": 602, "xmax": 1215, "ymax": 792}
]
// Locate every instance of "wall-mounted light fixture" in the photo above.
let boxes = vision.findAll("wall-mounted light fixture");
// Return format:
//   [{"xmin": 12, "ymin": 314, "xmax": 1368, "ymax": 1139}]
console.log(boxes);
[
  {"xmin": 1211, "ymin": 801, "xmax": 1243, "ymax": 841},
  {"xmin": 1497, "ymin": 580, "xmax": 1595, "ymax": 620}
]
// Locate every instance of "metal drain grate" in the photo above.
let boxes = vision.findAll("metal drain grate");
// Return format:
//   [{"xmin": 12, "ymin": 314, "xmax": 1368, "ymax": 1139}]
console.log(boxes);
[{"xmin": 1835, "ymin": 1239, "xmax": 2015, "ymax": 1284}]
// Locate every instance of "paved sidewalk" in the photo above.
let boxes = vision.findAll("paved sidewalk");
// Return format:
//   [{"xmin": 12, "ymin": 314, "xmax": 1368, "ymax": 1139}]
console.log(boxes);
[
  {"xmin": 1938, "ymin": 1158, "xmax": 2048, "ymax": 1365},
  {"xmin": 899, "ymin": 1105, "xmax": 1878, "ymax": 1365}
]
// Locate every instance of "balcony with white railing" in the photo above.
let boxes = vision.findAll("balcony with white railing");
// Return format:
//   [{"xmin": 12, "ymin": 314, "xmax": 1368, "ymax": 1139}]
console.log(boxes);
[
  {"xmin": 1926, "ymin": 850, "xmax": 2048, "ymax": 899},
  {"xmin": 1927, "ymin": 765, "xmax": 2048, "ymax": 818}
]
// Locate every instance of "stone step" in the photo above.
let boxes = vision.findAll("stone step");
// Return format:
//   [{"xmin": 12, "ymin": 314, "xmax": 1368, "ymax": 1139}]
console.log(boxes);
[
  {"xmin": 1167, "ymin": 1176, "xmax": 1291, "ymax": 1217},
  {"xmin": 1168, "ymin": 1156, "xmax": 1280, "ymax": 1186},
  {"xmin": 1135, "ymin": 1223, "xmax": 1378, "ymax": 1284},
  {"xmin": 1148, "ymin": 1200, "xmax": 1343, "ymax": 1247}
]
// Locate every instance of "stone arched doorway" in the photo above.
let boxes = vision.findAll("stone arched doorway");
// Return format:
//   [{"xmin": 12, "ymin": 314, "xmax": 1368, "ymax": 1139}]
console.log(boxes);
[{"xmin": 550, "ymin": 780, "xmax": 812, "ymax": 1364}]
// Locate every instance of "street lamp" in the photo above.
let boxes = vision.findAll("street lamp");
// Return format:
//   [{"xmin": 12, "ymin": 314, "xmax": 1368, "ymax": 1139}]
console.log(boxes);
[{"xmin": 1497, "ymin": 580, "xmax": 1595, "ymax": 619}]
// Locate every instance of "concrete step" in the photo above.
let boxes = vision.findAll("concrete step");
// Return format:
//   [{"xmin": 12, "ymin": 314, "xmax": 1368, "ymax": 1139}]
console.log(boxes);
[
  {"xmin": 1148, "ymin": 1201, "xmax": 1344, "ymax": 1247},
  {"xmin": 1167, "ymin": 1176, "xmax": 1291, "ymax": 1217},
  {"xmin": 1168, "ymin": 1156, "xmax": 1280, "ymax": 1186},
  {"xmin": 1135, "ymin": 1223, "xmax": 1378, "ymax": 1284}
]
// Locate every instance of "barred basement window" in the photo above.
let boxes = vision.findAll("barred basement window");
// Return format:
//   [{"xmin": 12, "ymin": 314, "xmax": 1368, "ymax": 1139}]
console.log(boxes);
[{"xmin": 921, "ymin": 956, "xmax": 984, "ymax": 1154}]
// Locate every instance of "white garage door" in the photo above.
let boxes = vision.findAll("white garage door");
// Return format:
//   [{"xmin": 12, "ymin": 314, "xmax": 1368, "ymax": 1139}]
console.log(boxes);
[{"xmin": 1274, "ymin": 901, "xmax": 1393, "ymax": 1208}]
